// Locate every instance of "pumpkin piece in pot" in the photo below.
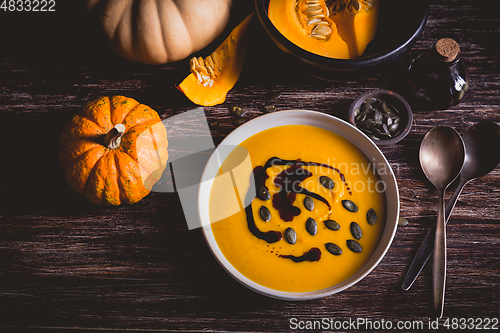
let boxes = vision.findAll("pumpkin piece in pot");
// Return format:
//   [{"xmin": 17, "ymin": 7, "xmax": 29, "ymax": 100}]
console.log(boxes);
[
  {"xmin": 59, "ymin": 96, "xmax": 169, "ymax": 206},
  {"xmin": 328, "ymin": 0, "xmax": 379, "ymax": 58},
  {"xmin": 178, "ymin": 13, "xmax": 253, "ymax": 107},
  {"xmin": 268, "ymin": 0, "xmax": 350, "ymax": 59}
]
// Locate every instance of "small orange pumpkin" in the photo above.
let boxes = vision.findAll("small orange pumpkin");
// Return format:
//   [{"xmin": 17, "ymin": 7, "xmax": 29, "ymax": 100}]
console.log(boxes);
[{"xmin": 59, "ymin": 96, "xmax": 169, "ymax": 205}]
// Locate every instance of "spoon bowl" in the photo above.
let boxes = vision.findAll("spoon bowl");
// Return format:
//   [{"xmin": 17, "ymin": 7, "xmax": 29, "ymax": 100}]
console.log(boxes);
[
  {"xmin": 461, "ymin": 122, "xmax": 500, "ymax": 180},
  {"xmin": 420, "ymin": 127, "xmax": 465, "ymax": 191},
  {"xmin": 419, "ymin": 126, "xmax": 465, "ymax": 319}
]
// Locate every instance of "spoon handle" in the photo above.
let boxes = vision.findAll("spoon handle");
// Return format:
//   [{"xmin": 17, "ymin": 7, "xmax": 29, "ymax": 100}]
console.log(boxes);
[
  {"xmin": 401, "ymin": 177, "xmax": 467, "ymax": 291},
  {"xmin": 433, "ymin": 191, "xmax": 446, "ymax": 319}
]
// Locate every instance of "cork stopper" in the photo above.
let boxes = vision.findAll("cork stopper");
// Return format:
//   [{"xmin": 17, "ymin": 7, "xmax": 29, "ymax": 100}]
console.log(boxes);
[{"xmin": 435, "ymin": 38, "xmax": 460, "ymax": 62}]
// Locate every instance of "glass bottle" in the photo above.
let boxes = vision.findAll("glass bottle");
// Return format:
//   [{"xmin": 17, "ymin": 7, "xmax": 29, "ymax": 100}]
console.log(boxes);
[{"xmin": 407, "ymin": 38, "xmax": 470, "ymax": 110}]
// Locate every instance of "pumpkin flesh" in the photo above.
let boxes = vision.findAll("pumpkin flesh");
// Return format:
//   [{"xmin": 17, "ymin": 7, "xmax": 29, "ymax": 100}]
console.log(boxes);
[
  {"xmin": 178, "ymin": 14, "xmax": 253, "ymax": 107},
  {"xmin": 60, "ymin": 96, "xmax": 169, "ymax": 205},
  {"xmin": 268, "ymin": 0, "xmax": 379, "ymax": 59},
  {"xmin": 268, "ymin": 0, "xmax": 350, "ymax": 59}
]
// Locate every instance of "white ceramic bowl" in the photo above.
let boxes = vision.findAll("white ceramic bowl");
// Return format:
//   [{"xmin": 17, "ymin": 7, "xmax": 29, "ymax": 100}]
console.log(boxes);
[{"xmin": 198, "ymin": 110, "xmax": 399, "ymax": 300}]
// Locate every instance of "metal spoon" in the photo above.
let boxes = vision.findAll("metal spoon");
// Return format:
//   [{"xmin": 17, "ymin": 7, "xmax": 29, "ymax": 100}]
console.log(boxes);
[
  {"xmin": 402, "ymin": 122, "xmax": 500, "ymax": 291},
  {"xmin": 419, "ymin": 126, "xmax": 465, "ymax": 319}
]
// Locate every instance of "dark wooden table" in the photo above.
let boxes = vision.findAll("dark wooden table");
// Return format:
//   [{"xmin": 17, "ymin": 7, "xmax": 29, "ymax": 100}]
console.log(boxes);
[{"xmin": 1, "ymin": 1, "xmax": 499, "ymax": 332}]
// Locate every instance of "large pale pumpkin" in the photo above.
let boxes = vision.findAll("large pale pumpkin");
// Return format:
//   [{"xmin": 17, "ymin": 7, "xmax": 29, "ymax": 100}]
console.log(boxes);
[
  {"xmin": 60, "ymin": 96, "xmax": 169, "ymax": 205},
  {"xmin": 86, "ymin": 0, "xmax": 233, "ymax": 65}
]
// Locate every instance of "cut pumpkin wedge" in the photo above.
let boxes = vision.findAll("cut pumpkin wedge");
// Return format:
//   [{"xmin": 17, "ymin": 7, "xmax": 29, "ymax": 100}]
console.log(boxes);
[
  {"xmin": 178, "ymin": 14, "xmax": 253, "ymax": 107},
  {"xmin": 268, "ymin": 0, "xmax": 379, "ymax": 59},
  {"xmin": 268, "ymin": 0, "xmax": 350, "ymax": 59},
  {"xmin": 330, "ymin": 0, "xmax": 379, "ymax": 58}
]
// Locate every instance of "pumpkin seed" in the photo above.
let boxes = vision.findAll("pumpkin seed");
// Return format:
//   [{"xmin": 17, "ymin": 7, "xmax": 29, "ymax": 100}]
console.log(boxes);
[
  {"xmin": 266, "ymin": 90, "xmax": 281, "ymax": 101},
  {"xmin": 364, "ymin": 97, "xmax": 377, "ymax": 105},
  {"xmin": 230, "ymin": 105, "xmax": 245, "ymax": 117},
  {"xmin": 285, "ymin": 227, "xmax": 297, "ymax": 245},
  {"xmin": 320, "ymin": 175, "xmax": 335, "ymax": 189},
  {"xmin": 312, "ymin": 24, "xmax": 332, "ymax": 36},
  {"xmin": 374, "ymin": 111, "xmax": 383, "ymax": 124},
  {"xmin": 342, "ymin": 199, "xmax": 358, "ymax": 212},
  {"xmin": 304, "ymin": 196, "xmax": 314, "ymax": 211},
  {"xmin": 398, "ymin": 217, "xmax": 409, "ymax": 227},
  {"xmin": 260, "ymin": 105, "xmax": 276, "ymax": 113},
  {"xmin": 351, "ymin": 0, "xmax": 361, "ymax": 11},
  {"xmin": 258, "ymin": 185, "xmax": 270, "ymax": 201},
  {"xmin": 306, "ymin": 217, "xmax": 317, "ymax": 236},
  {"xmin": 389, "ymin": 123, "xmax": 400, "ymax": 133},
  {"xmin": 350, "ymin": 222, "xmax": 362, "ymax": 239},
  {"xmin": 347, "ymin": 239, "xmax": 362, "ymax": 253},
  {"xmin": 325, "ymin": 242, "xmax": 342, "ymax": 255},
  {"xmin": 355, "ymin": 110, "xmax": 367, "ymax": 123},
  {"xmin": 299, "ymin": 0, "xmax": 333, "ymax": 40},
  {"xmin": 366, "ymin": 208, "xmax": 377, "ymax": 225},
  {"xmin": 324, "ymin": 219, "xmax": 341, "ymax": 231},
  {"xmin": 259, "ymin": 206, "xmax": 271, "ymax": 222}
]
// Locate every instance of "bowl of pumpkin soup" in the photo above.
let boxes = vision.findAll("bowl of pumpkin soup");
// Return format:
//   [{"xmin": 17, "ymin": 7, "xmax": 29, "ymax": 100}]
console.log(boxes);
[{"xmin": 198, "ymin": 110, "xmax": 399, "ymax": 300}]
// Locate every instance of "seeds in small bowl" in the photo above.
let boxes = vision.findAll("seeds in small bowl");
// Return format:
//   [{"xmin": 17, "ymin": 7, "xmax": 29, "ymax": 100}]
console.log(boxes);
[{"xmin": 353, "ymin": 97, "xmax": 402, "ymax": 140}]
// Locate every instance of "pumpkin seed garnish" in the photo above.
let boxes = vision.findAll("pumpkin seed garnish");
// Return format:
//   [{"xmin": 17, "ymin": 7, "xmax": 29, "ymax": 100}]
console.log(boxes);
[
  {"xmin": 285, "ymin": 227, "xmax": 297, "ymax": 245},
  {"xmin": 342, "ymin": 199, "xmax": 358, "ymax": 212},
  {"xmin": 306, "ymin": 217, "xmax": 317, "ymax": 236},
  {"xmin": 347, "ymin": 239, "xmax": 362, "ymax": 253},
  {"xmin": 304, "ymin": 196, "xmax": 314, "ymax": 211},
  {"xmin": 325, "ymin": 242, "xmax": 342, "ymax": 255},
  {"xmin": 258, "ymin": 185, "xmax": 270, "ymax": 201},
  {"xmin": 260, "ymin": 104, "xmax": 276, "ymax": 113},
  {"xmin": 398, "ymin": 217, "xmax": 409, "ymax": 227},
  {"xmin": 350, "ymin": 222, "xmax": 362, "ymax": 239},
  {"xmin": 366, "ymin": 208, "xmax": 377, "ymax": 225},
  {"xmin": 320, "ymin": 175, "xmax": 335, "ymax": 189},
  {"xmin": 324, "ymin": 219, "xmax": 341, "ymax": 231},
  {"xmin": 259, "ymin": 206, "xmax": 271, "ymax": 222},
  {"xmin": 229, "ymin": 105, "xmax": 245, "ymax": 117}
]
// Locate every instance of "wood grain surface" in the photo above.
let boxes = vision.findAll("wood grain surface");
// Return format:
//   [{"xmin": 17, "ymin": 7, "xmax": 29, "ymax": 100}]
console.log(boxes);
[{"xmin": 0, "ymin": 1, "xmax": 499, "ymax": 332}]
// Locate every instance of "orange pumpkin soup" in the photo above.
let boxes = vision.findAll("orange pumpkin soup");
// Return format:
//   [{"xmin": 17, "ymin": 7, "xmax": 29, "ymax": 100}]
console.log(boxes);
[{"xmin": 209, "ymin": 125, "xmax": 386, "ymax": 292}]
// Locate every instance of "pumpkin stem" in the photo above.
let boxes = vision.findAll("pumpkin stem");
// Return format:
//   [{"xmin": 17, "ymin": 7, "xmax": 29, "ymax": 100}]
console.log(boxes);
[{"xmin": 104, "ymin": 124, "xmax": 126, "ymax": 149}]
